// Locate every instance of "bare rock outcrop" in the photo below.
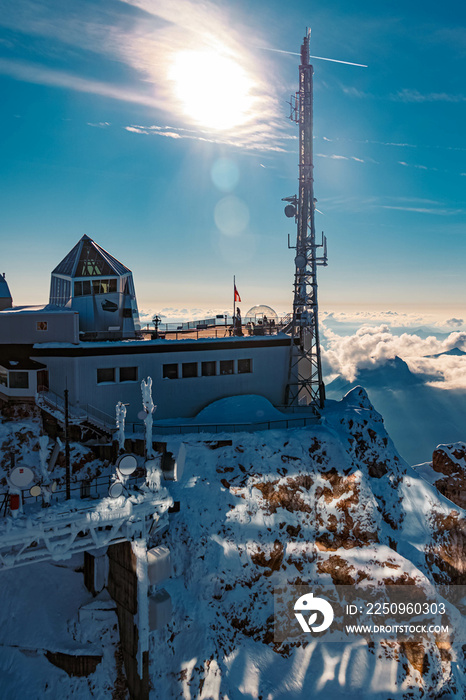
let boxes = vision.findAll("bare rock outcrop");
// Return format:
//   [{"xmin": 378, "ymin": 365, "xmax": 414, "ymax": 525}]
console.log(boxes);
[{"xmin": 431, "ymin": 442, "xmax": 466, "ymax": 509}]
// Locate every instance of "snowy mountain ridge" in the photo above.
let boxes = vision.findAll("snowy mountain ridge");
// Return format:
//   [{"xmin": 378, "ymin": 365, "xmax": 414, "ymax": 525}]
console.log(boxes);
[
  {"xmin": 148, "ymin": 387, "xmax": 465, "ymax": 699},
  {"xmin": 0, "ymin": 389, "xmax": 464, "ymax": 698}
]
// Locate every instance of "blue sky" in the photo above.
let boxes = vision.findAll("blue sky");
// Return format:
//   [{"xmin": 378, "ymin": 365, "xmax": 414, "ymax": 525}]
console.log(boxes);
[{"xmin": 0, "ymin": 0, "xmax": 465, "ymax": 318}]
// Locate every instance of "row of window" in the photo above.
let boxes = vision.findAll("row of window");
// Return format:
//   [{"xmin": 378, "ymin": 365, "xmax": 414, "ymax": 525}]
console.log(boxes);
[
  {"xmin": 96, "ymin": 359, "xmax": 253, "ymax": 385},
  {"xmin": 97, "ymin": 367, "xmax": 138, "ymax": 384},
  {"xmin": 74, "ymin": 277, "xmax": 136, "ymax": 298},
  {"xmin": 74, "ymin": 279, "xmax": 118, "ymax": 297},
  {"xmin": 163, "ymin": 358, "xmax": 252, "ymax": 379}
]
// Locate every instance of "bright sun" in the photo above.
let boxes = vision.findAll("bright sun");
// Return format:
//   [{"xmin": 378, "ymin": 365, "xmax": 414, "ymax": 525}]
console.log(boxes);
[{"xmin": 168, "ymin": 49, "xmax": 255, "ymax": 131}]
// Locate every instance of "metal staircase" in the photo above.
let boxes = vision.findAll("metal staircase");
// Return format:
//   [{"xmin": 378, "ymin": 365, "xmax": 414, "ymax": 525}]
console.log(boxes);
[{"xmin": 36, "ymin": 390, "xmax": 115, "ymax": 437}]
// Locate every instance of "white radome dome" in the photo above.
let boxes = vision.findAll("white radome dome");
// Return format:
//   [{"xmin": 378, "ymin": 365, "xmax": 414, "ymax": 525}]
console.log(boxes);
[{"xmin": 245, "ymin": 305, "xmax": 278, "ymax": 320}]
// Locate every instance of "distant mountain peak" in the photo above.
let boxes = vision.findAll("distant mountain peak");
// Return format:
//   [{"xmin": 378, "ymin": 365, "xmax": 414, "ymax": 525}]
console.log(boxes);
[
  {"xmin": 327, "ymin": 355, "xmax": 423, "ymax": 393},
  {"xmin": 426, "ymin": 346, "xmax": 466, "ymax": 358}
]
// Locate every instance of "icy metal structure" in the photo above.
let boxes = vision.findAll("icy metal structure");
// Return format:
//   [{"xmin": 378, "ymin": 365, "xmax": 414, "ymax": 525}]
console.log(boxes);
[
  {"xmin": 116, "ymin": 400, "xmax": 127, "ymax": 452},
  {"xmin": 284, "ymin": 30, "xmax": 327, "ymax": 409},
  {"xmin": 141, "ymin": 377, "xmax": 156, "ymax": 458},
  {"xmin": 0, "ymin": 490, "xmax": 171, "ymax": 571}
]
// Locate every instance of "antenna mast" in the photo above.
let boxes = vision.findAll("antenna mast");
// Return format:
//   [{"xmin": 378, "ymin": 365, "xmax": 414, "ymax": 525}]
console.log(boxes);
[{"xmin": 283, "ymin": 30, "xmax": 327, "ymax": 409}]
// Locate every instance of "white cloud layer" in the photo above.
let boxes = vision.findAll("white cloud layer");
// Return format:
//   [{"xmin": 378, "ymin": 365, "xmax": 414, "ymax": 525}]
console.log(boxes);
[{"xmin": 322, "ymin": 323, "xmax": 466, "ymax": 389}]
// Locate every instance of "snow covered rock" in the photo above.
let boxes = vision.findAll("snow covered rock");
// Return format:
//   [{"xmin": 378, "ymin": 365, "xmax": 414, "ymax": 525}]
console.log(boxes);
[
  {"xmin": 431, "ymin": 442, "xmax": 466, "ymax": 510},
  {"xmin": 147, "ymin": 390, "xmax": 465, "ymax": 698},
  {"xmin": 433, "ymin": 442, "xmax": 466, "ymax": 478}
]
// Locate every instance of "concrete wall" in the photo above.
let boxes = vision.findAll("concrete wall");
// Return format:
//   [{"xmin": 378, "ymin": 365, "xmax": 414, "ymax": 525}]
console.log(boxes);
[
  {"xmin": 0, "ymin": 309, "xmax": 79, "ymax": 344},
  {"xmin": 34, "ymin": 336, "xmax": 291, "ymax": 423}
]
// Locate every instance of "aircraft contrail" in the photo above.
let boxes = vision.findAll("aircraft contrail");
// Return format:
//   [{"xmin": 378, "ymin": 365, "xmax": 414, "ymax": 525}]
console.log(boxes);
[{"xmin": 260, "ymin": 46, "xmax": 368, "ymax": 68}]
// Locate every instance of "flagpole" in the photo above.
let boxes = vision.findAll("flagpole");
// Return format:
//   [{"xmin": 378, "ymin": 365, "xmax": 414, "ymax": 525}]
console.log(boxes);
[{"xmin": 233, "ymin": 275, "xmax": 235, "ymax": 331}]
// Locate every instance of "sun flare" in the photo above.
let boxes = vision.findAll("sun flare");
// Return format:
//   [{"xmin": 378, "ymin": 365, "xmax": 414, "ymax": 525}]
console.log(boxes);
[{"xmin": 168, "ymin": 49, "xmax": 255, "ymax": 131}]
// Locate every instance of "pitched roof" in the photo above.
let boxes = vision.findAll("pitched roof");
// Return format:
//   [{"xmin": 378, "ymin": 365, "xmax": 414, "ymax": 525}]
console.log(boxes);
[{"xmin": 52, "ymin": 235, "xmax": 131, "ymax": 277}]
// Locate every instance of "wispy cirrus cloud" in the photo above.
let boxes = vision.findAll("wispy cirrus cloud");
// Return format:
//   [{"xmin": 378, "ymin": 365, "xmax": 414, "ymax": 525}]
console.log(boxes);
[
  {"xmin": 0, "ymin": 0, "xmax": 291, "ymax": 151},
  {"xmin": 379, "ymin": 205, "xmax": 464, "ymax": 215},
  {"xmin": 397, "ymin": 160, "xmax": 437, "ymax": 172},
  {"xmin": 318, "ymin": 195, "xmax": 463, "ymax": 216},
  {"xmin": 322, "ymin": 135, "xmax": 466, "ymax": 154},
  {"xmin": 124, "ymin": 122, "xmax": 294, "ymax": 153},
  {"xmin": 316, "ymin": 153, "xmax": 365, "ymax": 163},
  {"xmin": 391, "ymin": 88, "xmax": 466, "ymax": 103},
  {"xmin": 337, "ymin": 82, "xmax": 466, "ymax": 107},
  {"xmin": 0, "ymin": 57, "xmax": 165, "ymax": 109},
  {"xmin": 87, "ymin": 121, "xmax": 111, "ymax": 128}
]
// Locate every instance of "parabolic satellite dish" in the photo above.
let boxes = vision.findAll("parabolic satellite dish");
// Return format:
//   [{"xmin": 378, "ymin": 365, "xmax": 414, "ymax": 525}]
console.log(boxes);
[
  {"xmin": 29, "ymin": 485, "xmax": 42, "ymax": 497},
  {"xmin": 116, "ymin": 454, "xmax": 138, "ymax": 477},
  {"xmin": 109, "ymin": 481, "xmax": 124, "ymax": 498},
  {"xmin": 9, "ymin": 466, "xmax": 35, "ymax": 489}
]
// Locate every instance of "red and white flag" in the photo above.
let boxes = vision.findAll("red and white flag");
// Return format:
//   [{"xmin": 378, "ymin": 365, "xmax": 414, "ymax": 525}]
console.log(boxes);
[{"xmin": 234, "ymin": 284, "xmax": 241, "ymax": 302}]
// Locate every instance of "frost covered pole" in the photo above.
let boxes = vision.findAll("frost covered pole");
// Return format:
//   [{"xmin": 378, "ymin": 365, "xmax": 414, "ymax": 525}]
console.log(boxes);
[
  {"xmin": 38, "ymin": 435, "xmax": 51, "ymax": 485},
  {"xmin": 64, "ymin": 388, "xmax": 71, "ymax": 499},
  {"xmin": 38, "ymin": 435, "xmax": 54, "ymax": 506},
  {"xmin": 141, "ymin": 377, "xmax": 156, "ymax": 459},
  {"xmin": 115, "ymin": 401, "xmax": 127, "ymax": 453}
]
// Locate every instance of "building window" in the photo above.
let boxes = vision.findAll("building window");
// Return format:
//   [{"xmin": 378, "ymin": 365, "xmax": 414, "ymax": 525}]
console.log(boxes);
[
  {"xmin": 220, "ymin": 360, "xmax": 234, "ymax": 375},
  {"xmin": 238, "ymin": 359, "xmax": 252, "ymax": 374},
  {"xmin": 201, "ymin": 361, "xmax": 216, "ymax": 377},
  {"xmin": 87, "ymin": 279, "xmax": 118, "ymax": 295},
  {"xmin": 74, "ymin": 280, "xmax": 92, "ymax": 297},
  {"xmin": 9, "ymin": 372, "xmax": 29, "ymax": 389},
  {"xmin": 0, "ymin": 370, "xmax": 7, "ymax": 387},
  {"xmin": 119, "ymin": 367, "xmax": 138, "ymax": 382},
  {"xmin": 182, "ymin": 362, "xmax": 198, "ymax": 378},
  {"xmin": 97, "ymin": 368, "xmax": 115, "ymax": 383},
  {"xmin": 36, "ymin": 321, "xmax": 48, "ymax": 331},
  {"xmin": 163, "ymin": 364, "xmax": 178, "ymax": 379},
  {"xmin": 50, "ymin": 276, "xmax": 71, "ymax": 307}
]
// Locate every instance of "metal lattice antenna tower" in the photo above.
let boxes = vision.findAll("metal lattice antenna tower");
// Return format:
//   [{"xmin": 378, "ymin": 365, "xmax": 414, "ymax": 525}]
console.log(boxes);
[{"xmin": 283, "ymin": 30, "xmax": 328, "ymax": 409}]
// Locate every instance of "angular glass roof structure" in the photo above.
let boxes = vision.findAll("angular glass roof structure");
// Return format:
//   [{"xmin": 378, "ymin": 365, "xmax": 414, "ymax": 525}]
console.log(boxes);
[
  {"xmin": 0, "ymin": 274, "xmax": 11, "ymax": 300},
  {"xmin": 52, "ymin": 235, "xmax": 131, "ymax": 278}
]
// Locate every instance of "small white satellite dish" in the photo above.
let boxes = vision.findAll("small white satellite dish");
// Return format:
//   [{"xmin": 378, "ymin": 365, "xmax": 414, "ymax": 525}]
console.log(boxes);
[
  {"xmin": 10, "ymin": 466, "xmax": 35, "ymax": 489},
  {"xmin": 51, "ymin": 480, "xmax": 57, "ymax": 493},
  {"xmin": 137, "ymin": 410, "xmax": 147, "ymax": 420},
  {"xmin": 29, "ymin": 484, "xmax": 42, "ymax": 497},
  {"xmin": 116, "ymin": 454, "xmax": 138, "ymax": 477},
  {"xmin": 109, "ymin": 481, "xmax": 124, "ymax": 498}
]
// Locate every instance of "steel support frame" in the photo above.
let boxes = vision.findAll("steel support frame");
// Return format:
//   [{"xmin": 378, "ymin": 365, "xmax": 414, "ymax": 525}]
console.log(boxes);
[{"xmin": 0, "ymin": 496, "xmax": 170, "ymax": 571}]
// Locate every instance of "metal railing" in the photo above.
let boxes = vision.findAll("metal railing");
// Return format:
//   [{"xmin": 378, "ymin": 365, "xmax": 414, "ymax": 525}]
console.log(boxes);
[
  {"xmin": 141, "ymin": 315, "xmax": 294, "ymax": 339},
  {"xmin": 0, "ymin": 471, "xmax": 145, "ymax": 517},
  {"xmin": 36, "ymin": 390, "xmax": 115, "ymax": 433},
  {"xmin": 136, "ymin": 415, "xmax": 318, "ymax": 436}
]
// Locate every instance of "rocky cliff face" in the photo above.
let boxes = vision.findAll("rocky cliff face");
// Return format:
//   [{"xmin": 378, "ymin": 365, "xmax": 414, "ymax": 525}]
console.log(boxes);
[
  {"xmin": 431, "ymin": 442, "xmax": 466, "ymax": 510},
  {"xmin": 150, "ymin": 388, "xmax": 466, "ymax": 699}
]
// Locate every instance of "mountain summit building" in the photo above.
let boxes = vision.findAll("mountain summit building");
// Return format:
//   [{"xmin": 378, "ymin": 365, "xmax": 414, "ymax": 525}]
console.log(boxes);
[{"xmin": 0, "ymin": 236, "xmax": 293, "ymax": 429}]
